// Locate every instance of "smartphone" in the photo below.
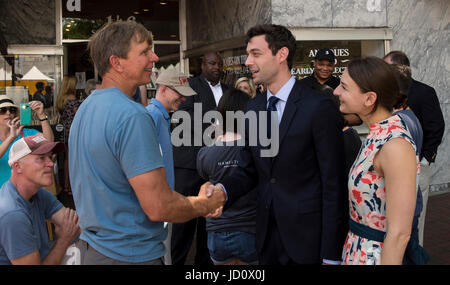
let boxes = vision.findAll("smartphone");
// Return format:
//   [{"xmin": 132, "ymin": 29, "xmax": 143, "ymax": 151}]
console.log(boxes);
[{"xmin": 20, "ymin": 103, "xmax": 32, "ymax": 125}]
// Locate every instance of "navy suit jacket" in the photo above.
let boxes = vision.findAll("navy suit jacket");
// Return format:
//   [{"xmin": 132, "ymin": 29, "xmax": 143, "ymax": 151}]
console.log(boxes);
[
  {"xmin": 223, "ymin": 80, "xmax": 348, "ymax": 263},
  {"xmin": 408, "ymin": 79, "xmax": 445, "ymax": 163},
  {"xmin": 173, "ymin": 75, "xmax": 231, "ymax": 169}
]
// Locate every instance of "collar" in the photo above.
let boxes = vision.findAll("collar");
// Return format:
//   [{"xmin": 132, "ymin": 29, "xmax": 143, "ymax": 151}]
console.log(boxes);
[
  {"xmin": 6, "ymin": 180, "xmax": 34, "ymax": 210},
  {"xmin": 207, "ymin": 80, "xmax": 221, "ymax": 88},
  {"xmin": 267, "ymin": 76, "xmax": 296, "ymax": 102},
  {"xmin": 150, "ymin": 98, "xmax": 170, "ymax": 120}
]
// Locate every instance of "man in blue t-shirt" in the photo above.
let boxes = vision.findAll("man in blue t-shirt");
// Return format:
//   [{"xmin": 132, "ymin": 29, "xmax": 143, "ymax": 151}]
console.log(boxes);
[
  {"xmin": 0, "ymin": 134, "xmax": 80, "ymax": 265},
  {"xmin": 146, "ymin": 67, "xmax": 197, "ymax": 264},
  {"xmin": 69, "ymin": 21, "xmax": 224, "ymax": 265}
]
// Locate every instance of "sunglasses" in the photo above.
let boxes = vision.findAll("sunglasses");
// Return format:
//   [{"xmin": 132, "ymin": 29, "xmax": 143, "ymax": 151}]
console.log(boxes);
[{"xmin": 0, "ymin": 107, "xmax": 18, "ymax": 115}]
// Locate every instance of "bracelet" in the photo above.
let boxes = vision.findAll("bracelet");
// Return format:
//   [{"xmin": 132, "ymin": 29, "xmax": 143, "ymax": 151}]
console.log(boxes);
[{"xmin": 39, "ymin": 116, "xmax": 48, "ymax": 122}]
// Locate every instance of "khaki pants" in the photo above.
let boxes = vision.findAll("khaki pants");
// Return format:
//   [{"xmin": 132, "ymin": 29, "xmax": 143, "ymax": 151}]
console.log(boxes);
[
  {"xmin": 78, "ymin": 240, "xmax": 164, "ymax": 265},
  {"xmin": 418, "ymin": 161, "xmax": 430, "ymax": 246},
  {"xmin": 163, "ymin": 222, "xmax": 172, "ymax": 265}
]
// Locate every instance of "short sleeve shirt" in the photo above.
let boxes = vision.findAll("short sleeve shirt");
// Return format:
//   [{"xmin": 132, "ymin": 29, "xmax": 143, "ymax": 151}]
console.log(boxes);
[
  {"xmin": 69, "ymin": 88, "xmax": 165, "ymax": 263},
  {"xmin": 0, "ymin": 181, "xmax": 62, "ymax": 265},
  {"xmin": 146, "ymin": 98, "xmax": 174, "ymax": 189}
]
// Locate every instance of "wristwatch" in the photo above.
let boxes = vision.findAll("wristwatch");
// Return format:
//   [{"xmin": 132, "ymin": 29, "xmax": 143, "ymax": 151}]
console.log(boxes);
[{"xmin": 39, "ymin": 115, "xmax": 48, "ymax": 122}]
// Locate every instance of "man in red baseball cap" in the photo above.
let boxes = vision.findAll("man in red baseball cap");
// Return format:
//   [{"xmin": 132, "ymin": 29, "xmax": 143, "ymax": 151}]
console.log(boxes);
[{"xmin": 0, "ymin": 134, "xmax": 80, "ymax": 265}]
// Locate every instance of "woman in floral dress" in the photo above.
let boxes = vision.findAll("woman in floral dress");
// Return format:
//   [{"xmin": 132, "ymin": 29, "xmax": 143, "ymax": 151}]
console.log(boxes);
[{"xmin": 333, "ymin": 57, "xmax": 419, "ymax": 265}]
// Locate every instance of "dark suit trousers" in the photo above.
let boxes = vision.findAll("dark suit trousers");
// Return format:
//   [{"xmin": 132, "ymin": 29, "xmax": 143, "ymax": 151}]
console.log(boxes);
[
  {"xmin": 171, "ymin": 167, "xmax": 212, "ymax": 266},
  {"xmin": 258, "ymin": 206, "xmax": 320, "ymax": 265}
]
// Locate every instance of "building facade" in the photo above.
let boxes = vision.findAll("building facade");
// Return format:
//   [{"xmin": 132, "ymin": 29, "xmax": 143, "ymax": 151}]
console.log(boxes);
[{"xmin": 1, "ymin": 0, "xmax": 448, "ymax": 192}]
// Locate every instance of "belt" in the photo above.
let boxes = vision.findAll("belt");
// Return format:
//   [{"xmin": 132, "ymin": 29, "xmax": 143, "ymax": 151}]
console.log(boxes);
[{"xmin": 348, "ymin": 218, "xmax": 429, "ymax": 265}]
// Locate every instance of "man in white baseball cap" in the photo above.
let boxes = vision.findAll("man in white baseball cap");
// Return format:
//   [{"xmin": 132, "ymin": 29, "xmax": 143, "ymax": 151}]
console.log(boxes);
[
  {"xmin": 0, "ymin": 134, "xmax": 80, "ymax": 265},
  {"xmin": 146, "ymin": 67, "xmax": 196, "ymax": 264}
]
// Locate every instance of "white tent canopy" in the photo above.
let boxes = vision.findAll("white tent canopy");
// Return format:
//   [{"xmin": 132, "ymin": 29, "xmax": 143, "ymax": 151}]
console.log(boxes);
[{"xmin": 21, "ymin": 66, "xmax": 54, "ymax": 81}]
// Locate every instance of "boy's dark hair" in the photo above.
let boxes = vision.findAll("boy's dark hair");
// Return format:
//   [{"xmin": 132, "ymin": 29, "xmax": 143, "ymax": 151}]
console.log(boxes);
[
  {"xmin": 217, "ymin": 89, "xmax": 251, "ymax": 134},
  {"xmin": 246, "ymin": 24, "xmax": 297, "ymax": 69},
  {"xmin": 390, "ymin": 64, "xmax": 412, "ymax": 110},
  {"xmin": 384, "ymin": 50, "xmax": 410, "ymax": 66}
]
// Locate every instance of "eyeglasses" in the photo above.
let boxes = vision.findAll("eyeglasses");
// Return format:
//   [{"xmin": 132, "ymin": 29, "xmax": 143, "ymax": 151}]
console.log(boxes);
[
  {"xmin": 167, "ymin": 86, "xmax": 182, "ymax": 96},
  {"xmin": 166, "ymin": 85, "xmax": 181, "ymax": 95},
  {"xmin": 0, "ymin": 107, "xmax": 18, "ymax": 115}
]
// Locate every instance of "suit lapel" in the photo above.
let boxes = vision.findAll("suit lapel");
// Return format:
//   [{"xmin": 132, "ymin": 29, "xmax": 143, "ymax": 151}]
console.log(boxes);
[
  {"xmin": 250, "ymin": 93, "xmax": 272, "ymax": 168},
  {"xmin": 277, "ymin": 81, "xmax": 303, "ymax": 150},
  {"xmin": 253, "ymin": 85, "xmax": 304, "ymax": 168},
  {"xmin": 199, "ymin": 75, "xmax": 217, "ymax": 109}
]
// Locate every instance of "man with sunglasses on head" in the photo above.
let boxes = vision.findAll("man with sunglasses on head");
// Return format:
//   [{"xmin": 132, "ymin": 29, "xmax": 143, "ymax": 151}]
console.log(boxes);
[
  {"xmin": 0, "ymin": 95, "xmax": 54, "ymax": 185},
  {"xmin": 145, "ymin": 67, "xmax": 197, "ymax": 264}
]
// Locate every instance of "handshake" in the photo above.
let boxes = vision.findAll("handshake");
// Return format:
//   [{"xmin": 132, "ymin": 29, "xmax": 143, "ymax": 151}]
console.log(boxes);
[{"xmin": 198, "ymin": 182, "xmax": 226, "ymax": 218}]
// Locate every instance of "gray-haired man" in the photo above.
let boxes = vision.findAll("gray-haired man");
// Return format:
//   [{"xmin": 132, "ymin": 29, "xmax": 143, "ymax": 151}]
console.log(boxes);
[{"xmin": 69, "ymin": 21, "xmax": 224, "ymax": 265}]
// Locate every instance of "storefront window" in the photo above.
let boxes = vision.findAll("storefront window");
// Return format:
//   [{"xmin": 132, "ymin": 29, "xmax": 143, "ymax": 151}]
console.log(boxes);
[
  {"xmin": 61, "ymin": 0, "xmax": 181, "ymax": 97},
  {"xmin": 0, "ymin": 54, "xmax": 62, "ymax": 125},
  {"xmin": 62, "ymin": 0, "xmax": 179, "ymax": 41},
  {"xmin": 184, "ymin": 40, "xmax": 385, "ymax": 88},
  {"xmin": 63, "ymin": 18, "xmax": 106, "ymax": 40},
  {"xmin": 293, "ymin": 40, "xmax": 385, "ymax": 79},
  {"xmin": 155, "ymin": 44, "xmax": 180, "ymax": 69},
  {"xmin": 221, "ymin": 48, "xmax": 251, "ymax": 87}
]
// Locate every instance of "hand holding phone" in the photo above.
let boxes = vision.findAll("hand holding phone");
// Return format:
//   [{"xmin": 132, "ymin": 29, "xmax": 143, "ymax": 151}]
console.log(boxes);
[{"xmin": 20, "ymin": 103, "xmax": 32, "ymax": 125}]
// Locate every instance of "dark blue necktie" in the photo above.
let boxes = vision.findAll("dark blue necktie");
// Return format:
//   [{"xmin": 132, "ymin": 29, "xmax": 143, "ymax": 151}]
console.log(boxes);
[{"xmin": 267, "ymin": 96, "xmax": 279, "ymax": 138}]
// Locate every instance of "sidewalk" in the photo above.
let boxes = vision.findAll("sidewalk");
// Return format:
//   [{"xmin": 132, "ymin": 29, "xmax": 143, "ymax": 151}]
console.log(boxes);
[
  {"xmin": 185, "ymin": 191, "xmax": 450, "ymax": 265},
  {"xmin": 423, "ymin": 191, "xmax": 450, "ymax": 265},
  {"xmin": 59, "ymin": 189, "xmax": 450, "ymax": 265}
]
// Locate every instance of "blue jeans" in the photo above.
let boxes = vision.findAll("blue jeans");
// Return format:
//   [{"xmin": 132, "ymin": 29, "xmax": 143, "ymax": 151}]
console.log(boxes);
[{"xmin": 207, "ymin": 231, "xmax": 258, "ymax": 264}]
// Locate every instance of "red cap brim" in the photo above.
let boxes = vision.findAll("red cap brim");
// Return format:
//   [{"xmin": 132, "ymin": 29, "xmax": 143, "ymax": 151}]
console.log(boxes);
[{"xmin": 30, "ymin": 141, "xmax": 64, "ymax": 155}]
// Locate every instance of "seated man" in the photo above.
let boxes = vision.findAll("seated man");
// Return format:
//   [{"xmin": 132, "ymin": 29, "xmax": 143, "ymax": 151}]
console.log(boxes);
[{"xmin": 0, "ymin": 134, "xmax": 81, "ymax": 265}]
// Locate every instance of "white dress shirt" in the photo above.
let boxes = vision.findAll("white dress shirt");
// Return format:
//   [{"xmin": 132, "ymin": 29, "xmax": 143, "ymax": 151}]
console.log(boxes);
[
  {"xmin": 207, "ymin": 80, "xmax": 223, "ymax": 106},
  {"xmin": 266, "ymin": 76, "xmax": 296, "ymax": 124}
]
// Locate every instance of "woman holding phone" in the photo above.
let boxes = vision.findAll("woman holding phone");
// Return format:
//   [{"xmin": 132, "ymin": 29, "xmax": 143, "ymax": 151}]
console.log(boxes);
[{"xmin": 0, "ymin": 95, "xmax": 53, "ymax": 185}]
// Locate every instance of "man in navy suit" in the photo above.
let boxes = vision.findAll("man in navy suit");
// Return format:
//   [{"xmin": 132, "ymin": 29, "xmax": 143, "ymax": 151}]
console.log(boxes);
[
  {"xmin": 171, "ymin": 52, "xmax": 231, "ymax": 265},
  {"xmin": 384, "ymin": 51, "xmax": 445, "ymax": 246},
  {"xmin": 213, "ymin": 24, "xmax": 348, "ymax": 264}
]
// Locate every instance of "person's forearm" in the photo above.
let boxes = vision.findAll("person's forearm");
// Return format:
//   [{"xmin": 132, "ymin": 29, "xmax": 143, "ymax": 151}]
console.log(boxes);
[
  {"xmin": 39, "ymin": 117, "xmax": 54, "ymax": 142},
  {"xmin": 132, "ymin": 169, "xmax": 224, "ymax": 224},
  {"xmin": 0, "ymin": 136, "xmax": 15, "ymax": 158},
  {"xmin": 160, "ymin": 193, "xmax": 208, "ymax": 223},
  {"xmin": 148, "ymin": 190, "xmax": 222, "ymax": 223},
  {"xmin": 41, "ymin": 238, "xmax": 71, "ymax": 265},
  {"xmin": 380, "ymin": 232, "xmax": 410, "ymax": 265}
]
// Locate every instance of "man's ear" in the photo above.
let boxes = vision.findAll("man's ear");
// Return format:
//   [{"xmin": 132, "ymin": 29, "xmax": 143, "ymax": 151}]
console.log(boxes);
[
  {"xmin": 12, "ymin": 161, "xmax": 23, "ymax": 174},
  {"xmin": 109, "ymin": 55, "xmax": 123, "ymax": 72},
  {"xmin": 364, "ymin": 91, "xmax": 378, "ymax": 108},
  {"xmin": 159, "ymin": 85, "xmax": 167, "ymax": 93},
  {"xmin": 277, "ymin": 47, "xmax": 289, "ymax": 65}
]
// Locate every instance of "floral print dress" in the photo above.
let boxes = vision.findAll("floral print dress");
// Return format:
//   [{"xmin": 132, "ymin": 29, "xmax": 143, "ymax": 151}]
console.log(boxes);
[
  {"xmin": 341, "ymin": 115, "xmax": 419, "ymax": 265},
  {"xmin": 61, "ymin": 99, "xmax": 80, "ymax": 142}
]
